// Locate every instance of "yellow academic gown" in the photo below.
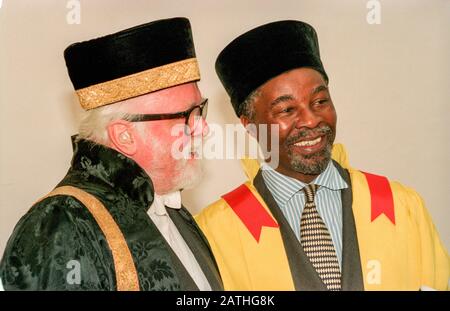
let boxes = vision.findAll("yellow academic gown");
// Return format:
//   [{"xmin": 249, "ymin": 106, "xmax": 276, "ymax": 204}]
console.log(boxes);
[{"xmin": 195, "ymin": 144, "xmax": 449, "ymax": 290}]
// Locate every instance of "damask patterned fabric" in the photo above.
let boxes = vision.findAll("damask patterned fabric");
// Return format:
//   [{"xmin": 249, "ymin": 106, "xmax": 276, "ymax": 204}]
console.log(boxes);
[{"xmin": 0, "ymin": 137, "xmax": 222, "ymax": 290}]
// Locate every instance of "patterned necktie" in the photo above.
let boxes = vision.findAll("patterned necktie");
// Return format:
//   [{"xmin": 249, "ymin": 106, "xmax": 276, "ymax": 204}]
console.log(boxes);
[{"xmin": 300, "ymin": 184, "xmax": 342, "ymax": 291}]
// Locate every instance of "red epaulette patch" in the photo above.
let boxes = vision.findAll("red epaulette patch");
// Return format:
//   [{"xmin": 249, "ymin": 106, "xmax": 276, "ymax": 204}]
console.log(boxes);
[
  {"xmin": 361, "ymin": 171, "xmax": 395, "ymax": 225},
  {"xmin": 222, "ymin": 184, "xmax": 279, "ymax": 242}
]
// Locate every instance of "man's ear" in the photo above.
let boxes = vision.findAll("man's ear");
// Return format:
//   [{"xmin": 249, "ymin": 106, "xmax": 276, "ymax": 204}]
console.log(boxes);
[
  {"xmin": 107, "ymin": 120, "xmax": 138, "ymax": 156},
  {"xmin": 240, "ymin": 115, "xmax": 257, "ymax": 139}
]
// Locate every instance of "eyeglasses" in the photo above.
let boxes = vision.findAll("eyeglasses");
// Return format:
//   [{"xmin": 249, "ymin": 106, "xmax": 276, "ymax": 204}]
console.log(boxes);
[{"xmin": 126, "ymin": 98, "xmax": 208, "ymax": 135}]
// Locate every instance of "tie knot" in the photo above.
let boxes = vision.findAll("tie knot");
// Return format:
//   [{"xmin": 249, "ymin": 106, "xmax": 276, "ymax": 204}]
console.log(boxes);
[{"xmin": 303, "ymin": 184, "xmax": 319, "ymax": 203}]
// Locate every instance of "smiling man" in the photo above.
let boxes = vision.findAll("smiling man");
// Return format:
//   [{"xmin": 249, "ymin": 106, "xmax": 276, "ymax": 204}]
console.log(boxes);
[
  {"xmin": 0, "ymin": 17, "xmax": 222, "ymax": 291},
  {"xmin": 195, "ymin": 20, "xmax": 449, "ymax": 290}
]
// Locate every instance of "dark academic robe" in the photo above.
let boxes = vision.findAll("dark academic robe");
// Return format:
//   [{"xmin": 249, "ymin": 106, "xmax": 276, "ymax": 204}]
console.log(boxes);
[{"xmin": 0, "ymin": 138, "xmax": 222, "ymax": 291}]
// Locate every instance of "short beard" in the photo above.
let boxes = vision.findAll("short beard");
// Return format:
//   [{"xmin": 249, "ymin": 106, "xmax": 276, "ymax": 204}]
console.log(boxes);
[
  {"xmin": 144, "ymin": 134, "xmax": 204, "ymax": 195},
  {"xmin": 171, "ymin": 158, "xmax": 204, "ymax": 191},
  {"xmin": 286, "ymin": 124, "xmax": 334, "ymax": 175},
  {"xmin": 172, "ymin": 135, "xmax": 204, "ymax": 191}
]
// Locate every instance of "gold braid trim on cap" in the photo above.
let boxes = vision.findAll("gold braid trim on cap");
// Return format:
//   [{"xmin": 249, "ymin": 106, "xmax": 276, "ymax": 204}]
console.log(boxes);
[
  {"xmin": 38, "ymin": 186, "xmax": 140, "ymax": 291},
  {"xmin": 76, "ymin": 57, "xmax": 200, "ymax": 110}
]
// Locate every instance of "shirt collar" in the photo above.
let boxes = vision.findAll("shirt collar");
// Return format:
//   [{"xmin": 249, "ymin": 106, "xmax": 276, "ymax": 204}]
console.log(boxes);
[
  {"xmin": 149, "ymin": 191, "xmax": 182, "ymax": 216},
  {"xmin": 314, "ymin": 161, "xmax": 348, "ymax": 191},
  {"xmin": 261, "ymin": 160, "xmax": 348, "ymax": 207}
]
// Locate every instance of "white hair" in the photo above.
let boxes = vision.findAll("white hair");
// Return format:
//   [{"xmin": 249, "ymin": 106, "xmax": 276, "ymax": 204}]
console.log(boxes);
[{"xmin": 77, "ymin": 100, "xmax": 144, "ymax": 145}]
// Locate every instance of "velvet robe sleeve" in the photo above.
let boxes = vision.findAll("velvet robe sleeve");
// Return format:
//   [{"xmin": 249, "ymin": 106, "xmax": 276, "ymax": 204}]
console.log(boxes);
[{"xmin": 0, "ymin": 195, "xmax": 116, "ymax": 290}]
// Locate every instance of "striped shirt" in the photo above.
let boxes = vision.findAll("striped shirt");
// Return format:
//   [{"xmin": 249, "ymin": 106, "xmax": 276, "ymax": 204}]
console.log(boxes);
[{"xmin": 261, "ymin": 161, "xmax": 347, "ymax": 269}]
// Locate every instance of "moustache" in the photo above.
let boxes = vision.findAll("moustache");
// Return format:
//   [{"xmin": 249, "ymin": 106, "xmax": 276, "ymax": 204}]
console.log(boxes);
[{"xmin": 285, "ymin": 124, "xmax": 333, "ymax": 145}]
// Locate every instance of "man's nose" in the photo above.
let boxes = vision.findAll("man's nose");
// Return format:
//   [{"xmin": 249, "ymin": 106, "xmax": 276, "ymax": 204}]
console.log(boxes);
[
  {"xmin": 191, "ymin": 117, "xmax": 209, "ymax": 137},
  {"xmin": 201, "ymin": 118, "xmax": 210, "ymax": 137},
  {"xmin": 294, "ymin": 108, "xmax": 322, "ymax": 129}
]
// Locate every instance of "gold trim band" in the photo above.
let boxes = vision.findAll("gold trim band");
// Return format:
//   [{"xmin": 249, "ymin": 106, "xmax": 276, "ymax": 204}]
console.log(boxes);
[
  {"xmin": 76, "ymin": 58, "xmax": 200, "ymax": 110},
  {"xmin": 39, "ymin": 186, "xmax": 140, "ymax": 291}
]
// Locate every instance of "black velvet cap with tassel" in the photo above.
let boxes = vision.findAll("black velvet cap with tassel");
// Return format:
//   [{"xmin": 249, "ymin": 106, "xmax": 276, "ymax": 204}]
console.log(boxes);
[
  {"xmin": 64, "ymin": 17, "xmax": 200, "ymax": 110},
  {"xmin": 215, "ymin": 20, "xmax": 328, "ymax": 117}
]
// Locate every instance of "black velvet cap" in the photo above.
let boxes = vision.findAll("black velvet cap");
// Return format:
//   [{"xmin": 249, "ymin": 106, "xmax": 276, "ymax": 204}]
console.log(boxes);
[
  {"xmin": 215, "ymin": 20, "xmax": 328, "ymax": 116},
  {"xmin": 64, "ymin": 17, "xmax": 200, "ymax": 110}
]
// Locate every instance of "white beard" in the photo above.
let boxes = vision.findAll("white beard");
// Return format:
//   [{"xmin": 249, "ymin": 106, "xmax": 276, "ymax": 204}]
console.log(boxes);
[
  {"xmin": 147, "ymin": 134, "xmax": 204, "ymax": 194},
  {"xmin": 171, "ymin": 158, "xmax": 203, "ymax": 191}
]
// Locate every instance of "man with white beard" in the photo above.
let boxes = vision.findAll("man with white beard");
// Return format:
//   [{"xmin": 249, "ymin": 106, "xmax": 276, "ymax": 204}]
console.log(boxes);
[{"xmin": 0, "ymin": 17, "xmax": 222, "ymax": 291}]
